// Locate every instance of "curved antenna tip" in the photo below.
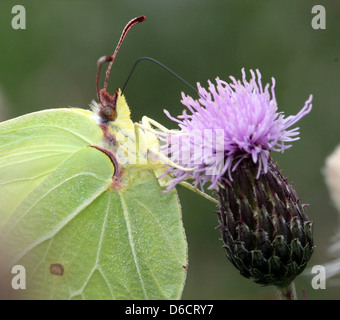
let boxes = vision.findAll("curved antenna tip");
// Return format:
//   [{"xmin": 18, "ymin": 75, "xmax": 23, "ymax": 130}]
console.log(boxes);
[{"xmin": 137, "ymin": 15, "xmax": 146, "ymax": 22}]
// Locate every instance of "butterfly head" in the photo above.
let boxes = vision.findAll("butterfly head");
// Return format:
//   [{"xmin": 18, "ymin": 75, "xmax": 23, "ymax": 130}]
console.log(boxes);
[{"xmin": 98, "ymin": 88, "xmax": 118, "ymax": 123}]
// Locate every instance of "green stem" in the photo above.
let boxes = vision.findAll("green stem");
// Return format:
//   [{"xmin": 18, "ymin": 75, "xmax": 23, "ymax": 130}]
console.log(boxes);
[{"xmin": 275, "ymin": 282, "xmax": 297, "ymax": 300}]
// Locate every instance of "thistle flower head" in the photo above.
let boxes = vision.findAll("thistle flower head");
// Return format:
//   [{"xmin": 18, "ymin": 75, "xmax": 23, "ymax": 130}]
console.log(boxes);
[
  {"xmin": 159, "ymin": 68, "xmax": 315, "ymax": 293},
  {"xmin": 163, "ymin": 69, "xmax": 312, "ymax": 190}
]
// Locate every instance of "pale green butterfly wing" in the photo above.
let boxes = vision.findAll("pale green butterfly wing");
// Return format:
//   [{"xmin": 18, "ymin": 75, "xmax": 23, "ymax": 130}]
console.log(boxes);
[{"xmin": 0, "ymin": 109, "xmax": 187, "ymax": 299}]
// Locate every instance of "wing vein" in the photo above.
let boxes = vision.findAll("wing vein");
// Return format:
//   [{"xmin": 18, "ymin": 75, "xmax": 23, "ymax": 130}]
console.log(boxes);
[
  {"xmin": 135, "ymin": 199, "xmax": 185, "ymax": 265},
  {"xmin": 9, "ymin": 182, "xmax": 110, "ymax": 265},
  {"xmin": 0, "ymin": 124, "xmax": 97, "ymax": 146},
  {"xmin": 119, "ymin": 192, "xmax": 149, "ymax": 299}
]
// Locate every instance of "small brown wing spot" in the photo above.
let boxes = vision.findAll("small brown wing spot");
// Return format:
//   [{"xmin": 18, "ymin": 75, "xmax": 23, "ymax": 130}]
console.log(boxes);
[{"xmin": 50, "ymin": 263, "xmax": 64, "ymax": 276}]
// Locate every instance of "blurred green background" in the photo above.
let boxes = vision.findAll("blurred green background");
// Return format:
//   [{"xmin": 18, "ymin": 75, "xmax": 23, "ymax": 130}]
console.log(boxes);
[{"xmin": 0, "ymin": 0, "xmax": 339, "ymax": 299}]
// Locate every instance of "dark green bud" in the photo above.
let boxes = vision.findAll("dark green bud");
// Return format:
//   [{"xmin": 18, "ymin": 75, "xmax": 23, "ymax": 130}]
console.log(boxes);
[{"xmin": 217, "ymin": 157, "xmax": 314, "ymax": 288}]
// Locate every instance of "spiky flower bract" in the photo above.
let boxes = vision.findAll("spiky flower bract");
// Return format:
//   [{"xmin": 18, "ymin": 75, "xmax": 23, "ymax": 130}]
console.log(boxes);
[
  {"xmin": 163, "ymin": 69, "xmax": 312, "ymax": 191},
  {"xmin": 217, "ymin": 156, "xmax": 314, "ymax": 288}
]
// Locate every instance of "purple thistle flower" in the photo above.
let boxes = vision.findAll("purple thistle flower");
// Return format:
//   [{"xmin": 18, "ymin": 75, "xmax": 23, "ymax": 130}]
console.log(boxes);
[{"xmin": 162, "ymin": 69, "xmax": 312, "ymax": 191}]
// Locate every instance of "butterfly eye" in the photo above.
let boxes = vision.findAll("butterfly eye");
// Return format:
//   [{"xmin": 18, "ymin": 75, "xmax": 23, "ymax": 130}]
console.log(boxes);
[{"xmin": 101, "ymin": 106, "xmax": 117, "ymax": 121}]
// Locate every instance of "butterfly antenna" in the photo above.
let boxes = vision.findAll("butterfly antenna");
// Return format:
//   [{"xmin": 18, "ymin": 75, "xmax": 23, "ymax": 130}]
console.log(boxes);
[
  {"xmin": 96, "ymin": 16, "xmax": 146, "ymax": 101},
  {"xmin": 121, "ymin": 57, "xmax": 199, "ymax": 96}
]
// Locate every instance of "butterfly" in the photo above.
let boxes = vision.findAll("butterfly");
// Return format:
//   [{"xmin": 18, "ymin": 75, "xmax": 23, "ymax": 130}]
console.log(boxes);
[{"xmin": 0, "ymin": 16, "xmax": 188, "ymax": 300}]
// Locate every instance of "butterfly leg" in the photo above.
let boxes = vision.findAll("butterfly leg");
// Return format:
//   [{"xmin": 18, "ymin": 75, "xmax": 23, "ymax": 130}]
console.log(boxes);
[
  {"xmin": 135, "ymin": 117, "xmax": 197, "ymax": 172},
  {"xmin": 138, "ymin": 116, "xmax": 188, "ymax": 136},
  {"xmin": 147, "ymin": 148, "xmax": 198, "ymax": 172},
  {"xmin": 178, "ymin": 181, "xmax": 219, "ymax": 205}
]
